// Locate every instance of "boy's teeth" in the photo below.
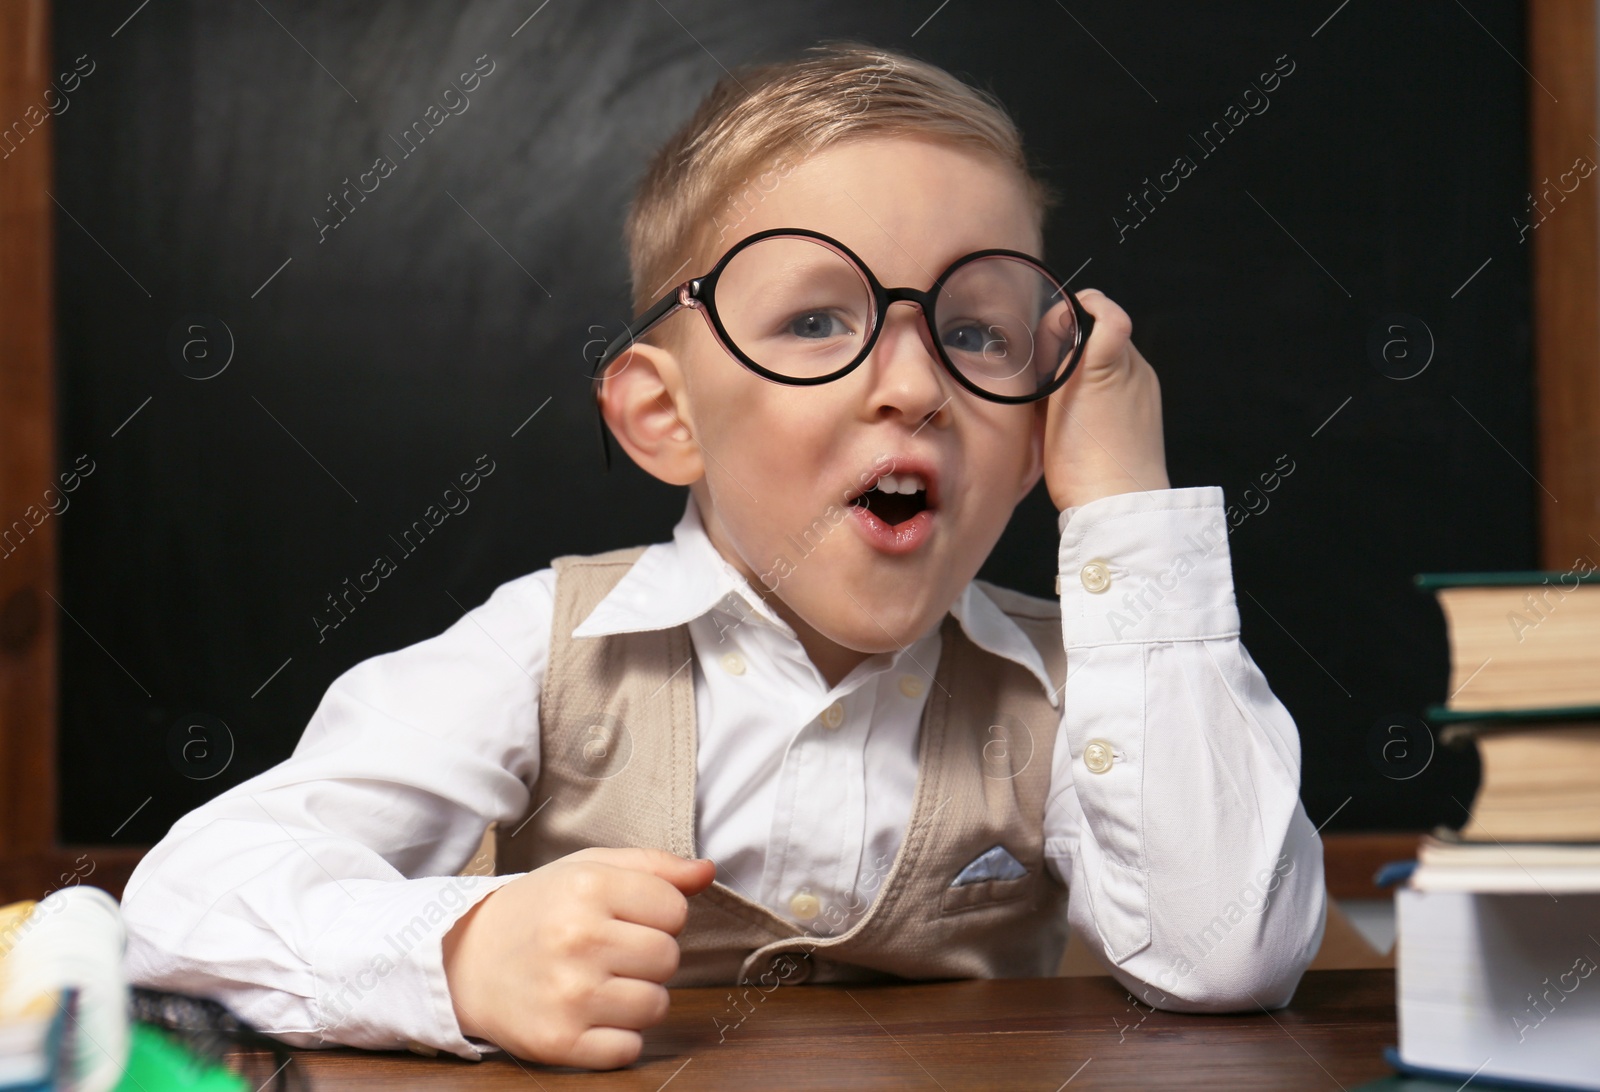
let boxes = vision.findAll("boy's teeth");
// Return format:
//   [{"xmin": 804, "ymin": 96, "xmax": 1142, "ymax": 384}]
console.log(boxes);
[{"xmin": 874, "ymin": 472, "xmax": 925, "ymax": 495}]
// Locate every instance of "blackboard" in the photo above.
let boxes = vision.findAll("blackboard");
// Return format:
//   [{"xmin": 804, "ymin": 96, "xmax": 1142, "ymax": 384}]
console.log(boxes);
[{"xmin": 52, "ymin": 0, "xmax": 1533, "ymax": 843}]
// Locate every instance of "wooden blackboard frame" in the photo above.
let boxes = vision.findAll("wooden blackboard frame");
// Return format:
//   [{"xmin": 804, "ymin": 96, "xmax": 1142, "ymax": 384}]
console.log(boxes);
[
  {"xmin": 1, "ymin": 0, "xmax": 1593, "ymax": 905},
  {"xmin": 0, "ymin": 0, "xmax": 145, "ymax": 903}
]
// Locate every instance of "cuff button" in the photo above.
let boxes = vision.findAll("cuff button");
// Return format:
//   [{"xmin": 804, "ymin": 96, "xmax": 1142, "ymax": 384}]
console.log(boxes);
[{"xmin": 1080, "ymin": 559, "xmax": 1113, "ymax": 594}]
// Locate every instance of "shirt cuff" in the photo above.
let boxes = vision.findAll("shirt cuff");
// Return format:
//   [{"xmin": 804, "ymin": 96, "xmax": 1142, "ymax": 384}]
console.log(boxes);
[
  {"xmin": 1057, "ymin": 486, "xmax": 1240, "ymax": 648},
  {"xmin": 310, "ymin": 872, "xmax": 522, "ymax": 1061}
]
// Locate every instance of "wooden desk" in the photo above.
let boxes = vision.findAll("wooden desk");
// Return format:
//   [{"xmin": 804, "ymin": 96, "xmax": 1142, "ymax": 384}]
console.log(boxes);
[{"xmin": 236, "ymin": 969, "xmax": 1398, "ymax": 1090}]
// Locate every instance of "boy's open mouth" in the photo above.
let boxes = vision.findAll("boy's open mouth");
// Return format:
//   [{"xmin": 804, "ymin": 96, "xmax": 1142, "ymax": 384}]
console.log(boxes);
[{"xmin": 847, "ymin": 469, "xmax": 934, "ymax": 528}]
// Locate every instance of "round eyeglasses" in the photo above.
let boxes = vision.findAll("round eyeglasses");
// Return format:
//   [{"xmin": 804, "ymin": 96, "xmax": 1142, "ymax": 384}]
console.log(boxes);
[{"xmin": 587, "ymin": 227, "xmax": 1093, "ymax": 469}]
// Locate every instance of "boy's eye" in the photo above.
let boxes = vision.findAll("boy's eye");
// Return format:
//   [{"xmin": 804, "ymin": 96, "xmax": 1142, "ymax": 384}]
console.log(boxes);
[
  {"xmin": 786, "ymin": 310, "xmax": 850, "ymax": 339},
  {"xmin": 943, "ymin": 322, "xmax": 1007, "ymax": 356}
]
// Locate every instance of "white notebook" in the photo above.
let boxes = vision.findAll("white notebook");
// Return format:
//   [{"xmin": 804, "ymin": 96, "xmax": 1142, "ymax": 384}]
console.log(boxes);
[{"xmin": 1397, "ymin": 888, "xmax": 1600, "ymax": 1089}]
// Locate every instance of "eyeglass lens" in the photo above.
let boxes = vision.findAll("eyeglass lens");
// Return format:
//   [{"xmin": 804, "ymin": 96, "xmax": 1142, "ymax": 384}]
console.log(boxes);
[{"xmin": 713, "ymin": 235, "xmax": 1078, "ymax": 399}]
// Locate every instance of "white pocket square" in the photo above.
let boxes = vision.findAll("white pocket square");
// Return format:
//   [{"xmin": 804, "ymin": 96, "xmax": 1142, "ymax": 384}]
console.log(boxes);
[{"xmin": 950, "ymin": 844, "xmax": 1028, "ymax": 887}]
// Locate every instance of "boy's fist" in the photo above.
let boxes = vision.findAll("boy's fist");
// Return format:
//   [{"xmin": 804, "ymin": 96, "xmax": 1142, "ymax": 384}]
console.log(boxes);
[
  {"xmin": 441, "ymin": 847, "xmax": 717, "ymax": 1069},
  {"xmin": 1043, "ymin": 289, "xmax": 1170, "ymax": 511}
]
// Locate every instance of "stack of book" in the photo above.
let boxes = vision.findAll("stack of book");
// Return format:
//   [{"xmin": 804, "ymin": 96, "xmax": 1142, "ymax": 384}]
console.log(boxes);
[
  {"xmin": 1, "ymin": 888, "xmax": 260, "ymax": 1092},
  {"xmin": 1390, "ymin": 570, "xmax": 1600, "ymax": 1089},
  {"xmin": 0, "ymin": 899, "xmax": 71, "ymax": 1092}
]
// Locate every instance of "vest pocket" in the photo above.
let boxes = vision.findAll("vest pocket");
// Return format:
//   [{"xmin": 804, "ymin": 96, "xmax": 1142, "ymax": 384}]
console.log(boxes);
[{"xmin": 939, "ymin": 869, "xmax": 1038, "ymax": 914}]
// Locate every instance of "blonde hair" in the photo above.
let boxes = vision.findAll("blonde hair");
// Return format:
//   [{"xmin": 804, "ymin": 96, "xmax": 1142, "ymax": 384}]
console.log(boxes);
[{"xmin": 622, "ymin": 41, "xmax": 1057, "ymax": 325}]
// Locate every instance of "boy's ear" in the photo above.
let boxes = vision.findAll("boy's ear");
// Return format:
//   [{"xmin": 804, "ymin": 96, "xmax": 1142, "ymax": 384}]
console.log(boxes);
[{"xmin": 598, "ymin": 342, "xmax": 705, "ymax": 487}]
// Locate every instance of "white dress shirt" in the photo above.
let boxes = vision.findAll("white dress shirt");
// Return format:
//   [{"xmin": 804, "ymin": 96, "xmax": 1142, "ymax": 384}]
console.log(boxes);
[{"xmin": 120, "ymin": 486, "xmax": 1326, "ymax": 1061}]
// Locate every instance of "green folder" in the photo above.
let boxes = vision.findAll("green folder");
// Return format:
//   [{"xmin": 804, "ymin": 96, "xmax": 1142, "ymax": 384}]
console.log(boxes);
[{"xmin": 111, "ymin": 1024, "xmax": 249, "ymax": 1092}]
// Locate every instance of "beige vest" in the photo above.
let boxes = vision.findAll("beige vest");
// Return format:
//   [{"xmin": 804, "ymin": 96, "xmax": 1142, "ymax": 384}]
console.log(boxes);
[{"xmin": 495, "ymin": 545, "xmax": 1071, "ymax": 988}]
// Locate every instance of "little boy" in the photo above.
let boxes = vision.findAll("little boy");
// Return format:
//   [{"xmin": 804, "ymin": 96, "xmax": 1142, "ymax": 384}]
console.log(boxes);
[{"xmin": 121, "ymin": 42, "xmax": 1325, "ymax": 1070}]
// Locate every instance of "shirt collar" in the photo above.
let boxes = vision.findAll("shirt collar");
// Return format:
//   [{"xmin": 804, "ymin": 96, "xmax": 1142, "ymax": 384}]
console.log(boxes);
[{"xmin": 570, "ymin": 493, "xmax": 1059, "ymax": 708}]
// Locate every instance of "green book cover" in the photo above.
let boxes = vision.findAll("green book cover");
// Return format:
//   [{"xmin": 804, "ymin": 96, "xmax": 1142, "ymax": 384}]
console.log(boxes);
[
  {"xmin": 1425, "ymin": 703, "xmax": 1600, "ymax": 724},
  {"xmin": 1414, "ymin": 570, "xmax": 1600, "ymax": 590}
]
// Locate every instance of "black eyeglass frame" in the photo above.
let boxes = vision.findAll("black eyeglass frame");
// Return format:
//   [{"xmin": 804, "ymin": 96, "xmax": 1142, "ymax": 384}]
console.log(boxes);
[{"xmin": 586, "ymin": 226, "xmax": 1094, "ymax": 470}]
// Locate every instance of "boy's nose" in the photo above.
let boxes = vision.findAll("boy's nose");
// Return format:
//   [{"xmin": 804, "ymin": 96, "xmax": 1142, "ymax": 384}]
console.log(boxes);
[{"xmin": 864, "ymin": 300, "xmax": 951, "ymax": 425}]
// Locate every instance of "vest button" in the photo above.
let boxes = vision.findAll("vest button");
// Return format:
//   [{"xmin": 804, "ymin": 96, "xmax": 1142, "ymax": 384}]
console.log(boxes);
[
  {"xmin": 780, "ymin": 952, "xmax": 813, "ymax": 984},
  {"xmin": 720, "ymin": 651, "xmax": 746, "ymax": 675},
  {"xmin": 1080, "ymin": 559, "xmax": 1113, "ymax": 593},
  {"xmin": 789, "ymin": 891, "xmax": 821, "ymax": 920},
  {"xmin": 819, "ymin": 702, "xmax": 844, "ymax": 730},
  {"xmin": 763, "ymin": 951, "xmax": 812, "ymax": 986},
  {"xmin": 1083, "ymin": 739, "xmax": 1115, "ymax": 774}
]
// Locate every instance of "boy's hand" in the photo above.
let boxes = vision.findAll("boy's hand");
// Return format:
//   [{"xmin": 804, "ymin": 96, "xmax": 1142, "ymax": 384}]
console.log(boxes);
[
  {"xmin": 1042, "ymin": 289, "xmax": 1171, "ymax": 511},
  {"xmin": 441, "ymin": 847, "xmax": 716, "ymax": 1069}
]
